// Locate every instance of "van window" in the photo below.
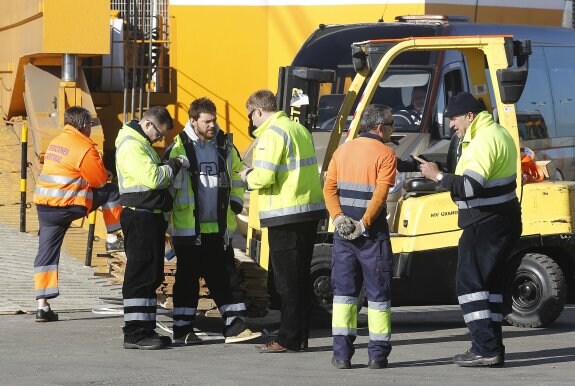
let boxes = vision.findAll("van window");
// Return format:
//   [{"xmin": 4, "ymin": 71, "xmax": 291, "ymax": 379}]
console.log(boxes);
[
  {"xmin": 544, "ymin": 47, "xmax": 575, "ymax": 137},
  {"xmin": 436, "ymin": 68, "xmax": 464, "ymax": 138},
  {"xmin": 512, "ymin": 47, "xmax": 556, "ymax": 137}
]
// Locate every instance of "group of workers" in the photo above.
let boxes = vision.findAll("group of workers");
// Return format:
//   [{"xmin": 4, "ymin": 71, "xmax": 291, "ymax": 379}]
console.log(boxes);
[{"xmin": 32, "ymin": 89, "xmax": 521, "ymax": 369}]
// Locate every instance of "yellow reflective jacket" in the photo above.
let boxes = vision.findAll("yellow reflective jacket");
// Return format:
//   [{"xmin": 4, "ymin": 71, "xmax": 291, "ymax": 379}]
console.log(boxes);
[
  {"xmin": 247, "ymin": 111, "xmax": 325, "ymax": 227},
  {"xmin": 441, "ymin": 111, "xmax": 520, "ymax": 228},
  {"xmin": 115, "ymin": 121, "xmax": 174, "ymax": 211}
]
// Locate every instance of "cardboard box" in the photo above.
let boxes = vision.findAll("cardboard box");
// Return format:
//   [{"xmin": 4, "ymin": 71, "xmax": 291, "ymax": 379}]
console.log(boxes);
[{"xmin": 536, "ymin": 160, "xmax": 557, "ymax": 179}]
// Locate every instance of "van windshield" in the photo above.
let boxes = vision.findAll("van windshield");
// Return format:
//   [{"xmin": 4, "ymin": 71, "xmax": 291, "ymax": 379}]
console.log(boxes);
[{"xmin": 315, "ymin": 68, "xmax": 432, "ymax": 133}]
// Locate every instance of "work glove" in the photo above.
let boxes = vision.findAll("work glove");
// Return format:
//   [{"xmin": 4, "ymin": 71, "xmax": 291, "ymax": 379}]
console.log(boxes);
[
  {"xmin": 239, "ymin": 167, "xmax": 253, "ymax": 182},
  {"xmin": 176, "ymin": 155, "xmax": 190, "ymax": 169},
  {"xmin": 340, "ymin": 218, "xmax": 365, "ymax": 241},
  {"xmin": 333, "ymin": 215, "xmax": 355, "ymax": 237}
]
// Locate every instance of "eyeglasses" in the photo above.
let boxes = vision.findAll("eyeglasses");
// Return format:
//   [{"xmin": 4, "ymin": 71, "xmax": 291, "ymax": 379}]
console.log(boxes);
[
  {"xmin": 380, "ymin": 120, "xmax": 394, "ymax": 127},
  {"xmin": 248, "ymin": 108, "xmax": 259, "ymax": 120},
  {"xmin": 148, "ymin": 120, "xmax": 163, "ymax": 140}
]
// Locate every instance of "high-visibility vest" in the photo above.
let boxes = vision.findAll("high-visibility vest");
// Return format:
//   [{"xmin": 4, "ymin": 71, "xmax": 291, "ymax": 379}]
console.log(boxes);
[
  {"xmin": 34, "ymin": 125, "xmax": 107, "ymax": 211},
  {"xmin": 166, "ymin": 129, "xmax": 244, "ymax": 238},
  {"xmin": 247, "ymin": 111, "xmax": 325, "ymax": 227}
]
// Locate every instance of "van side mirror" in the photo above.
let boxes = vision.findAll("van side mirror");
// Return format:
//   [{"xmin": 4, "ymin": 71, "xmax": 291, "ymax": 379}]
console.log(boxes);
[{"xmin": 497, "ymin": 40, "xmax": 531, "ymax": 104}]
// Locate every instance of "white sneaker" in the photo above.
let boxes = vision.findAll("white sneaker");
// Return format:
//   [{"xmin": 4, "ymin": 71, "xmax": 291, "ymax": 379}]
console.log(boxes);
[
  {"xmin": 174, "ymin": 331, "xmax": 203, "ymax": 345},
  {"xmin": 225, "ymin": 328, "xmax": 262, "ymax": 344}
]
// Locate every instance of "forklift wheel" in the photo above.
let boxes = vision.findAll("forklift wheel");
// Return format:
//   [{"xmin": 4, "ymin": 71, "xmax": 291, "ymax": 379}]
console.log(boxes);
[{"xmin": 504, "ymin": 253, "xmax": 567, "ymax": 328}]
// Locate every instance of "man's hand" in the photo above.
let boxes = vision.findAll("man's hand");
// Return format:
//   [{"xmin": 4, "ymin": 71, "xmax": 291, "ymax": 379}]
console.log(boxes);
[
  {"xmin": 106, "ymin": 170, "xmax": 114, "ymax": 182},
  {"xmin": 176, "ymin": 155, "xmax": 190, "ymax": 169},
  {"xmin": 340, "ymin": 218, "xmax": 365, "ymax": 241},
  {"xmin": 415, "ymin": 156, "xmax": 442, "ymax": 182},
  {"xmin": 333, "ymin": 215, "xmax": 355, "ymax": 236},
  {"xmin": 239, "ymin": 167, "xmax": 253, "ymax": 182}
]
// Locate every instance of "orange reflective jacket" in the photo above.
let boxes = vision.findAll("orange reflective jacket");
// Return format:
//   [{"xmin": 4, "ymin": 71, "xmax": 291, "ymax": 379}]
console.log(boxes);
[{"xmin": 33, "ymin": 125, "xmax": 107, "ymax": 211}]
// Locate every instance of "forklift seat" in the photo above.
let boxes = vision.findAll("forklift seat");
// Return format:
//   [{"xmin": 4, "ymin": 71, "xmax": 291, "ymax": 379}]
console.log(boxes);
[{"xmin": 403, "ymin": 177, "xmax": 437, "ymax": 194}]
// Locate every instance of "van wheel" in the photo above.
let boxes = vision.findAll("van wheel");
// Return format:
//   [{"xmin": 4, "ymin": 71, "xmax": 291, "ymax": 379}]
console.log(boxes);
[
  {"xmin": 504, "ymin": 253, "xmax": 566, "ymax": 328},
  {"xmin": 310, "ymin": 244, "xmax": 366, "ymax": 325}
]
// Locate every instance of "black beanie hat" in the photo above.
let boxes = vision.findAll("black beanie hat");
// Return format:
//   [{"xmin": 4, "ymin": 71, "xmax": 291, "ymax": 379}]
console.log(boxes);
[{"xmin": 444, "ymin": 92, "xmax": 485, "ymax": 118}]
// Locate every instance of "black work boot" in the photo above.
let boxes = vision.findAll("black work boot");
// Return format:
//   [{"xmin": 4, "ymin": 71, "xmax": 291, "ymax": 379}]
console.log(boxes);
[
  {"xmin": 367, "ymin": 359, "xmax": 388, "ymax": 369},
  {"xmin": 123, "ymin": 328, "xmax": 169, "ymax": 350},
  {"xmin": 331, "ymin": 357, "xmax": 351, "ymax": 369},
  {"xmin": 36, "ymin": 308, "xmax": 58, "ymax": 322}
]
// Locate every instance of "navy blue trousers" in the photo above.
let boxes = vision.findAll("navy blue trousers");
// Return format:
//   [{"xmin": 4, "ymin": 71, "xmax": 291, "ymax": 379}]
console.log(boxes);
[
  {"xmin": 332, "ymin": 236, "xmax": 393, "ymax": 362},
  {"xmin": 457, "ymin": 213, "xmax": 521, "ymax": 357},
  {"xmin": 34, "ymin": 184, "xmax": 120, "ymax": 299}
]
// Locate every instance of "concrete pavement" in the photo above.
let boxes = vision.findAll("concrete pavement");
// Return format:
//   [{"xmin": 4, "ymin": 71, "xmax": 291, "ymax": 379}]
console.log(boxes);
[{"xmin": 0, "ymin": 304, "xmax": 574, "ymax": 385}]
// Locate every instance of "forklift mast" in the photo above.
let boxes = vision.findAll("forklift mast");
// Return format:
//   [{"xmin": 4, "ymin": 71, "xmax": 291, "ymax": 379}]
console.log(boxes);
[{"xmin": 276, "ymin": 66, "xmax": 335, "ymax": 131}]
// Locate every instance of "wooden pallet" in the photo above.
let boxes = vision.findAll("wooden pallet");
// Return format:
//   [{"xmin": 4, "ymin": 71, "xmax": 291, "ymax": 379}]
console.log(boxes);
[{"xmin": 103, "ymin": 249, "xmax": 269, "ymax": 318}]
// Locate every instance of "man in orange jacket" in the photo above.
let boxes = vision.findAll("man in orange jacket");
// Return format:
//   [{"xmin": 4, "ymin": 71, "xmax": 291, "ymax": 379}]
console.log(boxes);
[
  {"xmin": 324, "ymin": 104, "xmax": 397, "ymax": 369},
  {"xmin": 33, "ymin": 106, "xmax": 123, "ymax": 322}
]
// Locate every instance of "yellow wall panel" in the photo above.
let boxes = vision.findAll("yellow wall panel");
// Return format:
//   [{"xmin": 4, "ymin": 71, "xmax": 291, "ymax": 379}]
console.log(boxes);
[
  {"xmin": 42, "ymin": 0, "xmax": 109, "ymax": 54},
  {"xmin": 170, "ymin": 6, "xmax": 270, "ymax": 152}
]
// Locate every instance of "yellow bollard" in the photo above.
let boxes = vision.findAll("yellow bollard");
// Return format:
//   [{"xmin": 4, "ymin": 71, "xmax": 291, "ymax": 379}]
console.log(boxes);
[
  {"xmin": 20, "ymin": 122, "xmax": 28, "ymax": 233},
  {"xmin": 84, "ymin": 210, "xmax": 97, "ymax": 266}
]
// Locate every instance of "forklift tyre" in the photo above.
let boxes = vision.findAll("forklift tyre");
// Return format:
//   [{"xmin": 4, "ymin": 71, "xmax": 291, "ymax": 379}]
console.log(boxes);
[
  {"xmin": 310, "ymin": 243, "xmax": 366, "ymax": 326},
  {"xmin": 504, "ymin": 253, "xmax": 567, "ymax": 328}
]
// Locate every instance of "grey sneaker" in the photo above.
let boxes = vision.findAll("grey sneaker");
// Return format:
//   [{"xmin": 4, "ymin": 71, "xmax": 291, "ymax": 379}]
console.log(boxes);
[
  {"xmin": 106, "ymin": 236, "xmax": 124, "ymax": 252},
  {"xmin": 225, "ymin": 328, "xmax": 262, "ymax": 343},
  {"xmin": 174, "ymin": 331, "xmax": 203, "ymax": 345},
  {"xmin": 453, "ymin": 350, "xmax": 504, "ymax": 367}
]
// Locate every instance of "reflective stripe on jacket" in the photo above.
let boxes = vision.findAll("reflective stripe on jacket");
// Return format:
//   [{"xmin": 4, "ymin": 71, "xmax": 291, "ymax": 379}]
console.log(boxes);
[
  {"xmin": 246, "ymin": 111, "xmax": 325, "ymax": 227},
  {"xmin": 33, "ymin": 125, "xmax": 107, "ymax": 210}
]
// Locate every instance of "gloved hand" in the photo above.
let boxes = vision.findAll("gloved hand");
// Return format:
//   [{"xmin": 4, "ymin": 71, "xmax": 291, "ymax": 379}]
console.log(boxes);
[
  {"xmin": 333, "ymin": 215, "xmax": 355, "ymax": 237},
  {"xmin": 340, "ymin": 218, "xmax": 365, "ymax": 241},
  {"xmin": 176, "ymin": 155, "xmax": 190, "ymax": 169},
  {"xmin": 239, "ymin": 167, "xmax": 253, "ymax": 182}
]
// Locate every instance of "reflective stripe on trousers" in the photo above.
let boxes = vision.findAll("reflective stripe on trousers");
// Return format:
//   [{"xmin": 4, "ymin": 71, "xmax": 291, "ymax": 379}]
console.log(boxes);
[{"xmin": 331, "ymin": 236, "xmax": 392, "ymax": 362}]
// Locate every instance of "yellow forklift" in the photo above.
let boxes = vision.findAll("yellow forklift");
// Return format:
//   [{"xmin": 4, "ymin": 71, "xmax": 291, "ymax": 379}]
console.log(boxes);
[{"xmin": 246, "ymin": 34, "xmax": 574, "ymax": 327}]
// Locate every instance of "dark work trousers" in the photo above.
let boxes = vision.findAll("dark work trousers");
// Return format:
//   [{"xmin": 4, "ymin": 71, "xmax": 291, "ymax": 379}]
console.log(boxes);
[
  {"xmin": 332, "ymin": 237, "xmax": 393, "ymax": 362},
  {"xmin": 267, "ymin": 220, "xmax": 319, "ymax": 351},
  {"xmin": 172, "ymin": 234, "xmax": 247, "ymax": 338},
  {"xmin": 33, "ymin": 184, "xmax": 121, "ymax": 300},
  {"xmin": 457, "ymin": 212, "xmax": 522, "ymax": 357},
  {"xmin": 121, "ymin": 208, "xmax": 167, "ymax": 333}
]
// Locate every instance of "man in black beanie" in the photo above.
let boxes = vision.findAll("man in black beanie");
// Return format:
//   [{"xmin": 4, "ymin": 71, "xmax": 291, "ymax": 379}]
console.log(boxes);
[{"xmin": 418, "ymin": 92, "xmax": 522, "ymax": 367}]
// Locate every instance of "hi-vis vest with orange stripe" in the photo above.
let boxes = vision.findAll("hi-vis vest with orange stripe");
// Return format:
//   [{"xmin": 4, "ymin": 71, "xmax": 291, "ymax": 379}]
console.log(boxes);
[{"xmin": 34, "ymin": 125, "xmax": 107, "ymax": 211}]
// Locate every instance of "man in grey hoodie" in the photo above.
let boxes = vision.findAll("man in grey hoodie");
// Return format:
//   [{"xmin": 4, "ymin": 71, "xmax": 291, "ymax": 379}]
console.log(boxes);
[{"xmin": 165, "ymin": 97, "xmax": 261, "ymax": 345}]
